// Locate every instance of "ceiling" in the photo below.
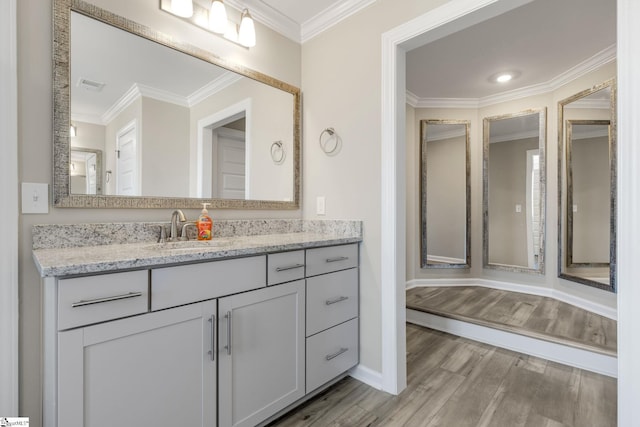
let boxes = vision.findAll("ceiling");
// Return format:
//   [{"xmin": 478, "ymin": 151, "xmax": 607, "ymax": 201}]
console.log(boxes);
[{"xmin": 227, "ymin": 0, "xmax": 615, "ymax": 103}]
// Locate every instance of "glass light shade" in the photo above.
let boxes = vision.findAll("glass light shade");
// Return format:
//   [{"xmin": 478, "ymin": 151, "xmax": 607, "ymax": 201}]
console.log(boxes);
[
  {"xmin": 238, "ymin": 9, "xmax": 256, "ymax": 47},
  {"xmin": 170, "ymin": 0, "xmax": 193, "ymax": 18},
  {"xmin": 209, "ymin": 1, "xmax": 228, "ymax": 34},
  {"xmin": 70, "ymin": 125, "xmax": 77, "ymax": 137}
]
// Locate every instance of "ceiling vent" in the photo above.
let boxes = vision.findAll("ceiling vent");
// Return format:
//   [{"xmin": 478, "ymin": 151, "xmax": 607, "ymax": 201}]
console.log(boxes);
[{"xmin": 77, "ymin": 78, "xmax": 106, "ymax": 92}]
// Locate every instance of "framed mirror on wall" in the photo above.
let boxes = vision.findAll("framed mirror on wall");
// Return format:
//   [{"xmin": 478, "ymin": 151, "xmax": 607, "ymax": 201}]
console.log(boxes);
[
  {"xmin": 53, "ymin": 0, "xmax": 301, "ymax": 209},
  {"xmin": 420, "ymin": 119, "xmax": 471, "ymax": 269},
  {"xmin": 483, "ymin": 108, "xmax": 547, "ymax": 274},
  {"xmin": 558, "ymin": 80, "xmax": 616, "ymax": 291}
]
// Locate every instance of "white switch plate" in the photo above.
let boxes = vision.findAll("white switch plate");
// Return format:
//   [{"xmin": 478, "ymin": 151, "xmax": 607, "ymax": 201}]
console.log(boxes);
[
  {"xmin": 22, "ymin": 182, "xmax": 49, "ymax": 214},
  {"xmin": 515, "ymin": 204, "xmax": 522, "ymax": 213},
  {"xmin": 316, "ymin": 196, "xmax": 326, "ymax": 215}
]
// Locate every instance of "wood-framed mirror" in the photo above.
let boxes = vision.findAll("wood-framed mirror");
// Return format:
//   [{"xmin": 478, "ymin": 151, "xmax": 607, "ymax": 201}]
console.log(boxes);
[
  {"xmin": 558, "ymin": 79, "xmax": 616, "ymax": 291},
  {"xmin": 420, "ymin": 119, "xmax": 471, "ymax": 269},
  {"xmin": 483, "ymin": 108, "xmax": 547, "ymax": 274},
  {"xmin": 53, "ymin": 0, "xmax": 300, "ymax": 209}
]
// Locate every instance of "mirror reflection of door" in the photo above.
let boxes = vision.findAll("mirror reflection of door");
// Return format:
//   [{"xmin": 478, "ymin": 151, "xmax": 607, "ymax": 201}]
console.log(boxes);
[
  {"xmin": 212, "ymin": 125, "xmax": 246, "ymax": 199},
  {"xmin": 420, "ymin": 120, "xmax": 470, "ymax": 269},
  {"xmin": 116, "ymin": 120, "xmax": 139, "ymax": 196},
  {"xmin": 484, "ymin": 109, "xmax": 546, "ymax": 273}
]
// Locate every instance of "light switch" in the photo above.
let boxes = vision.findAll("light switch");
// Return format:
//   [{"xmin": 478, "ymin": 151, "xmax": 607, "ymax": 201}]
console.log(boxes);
[
  {"xmin": 515, "ymin": 204, "xmax": 522, "ymax": 213},
  {"xmin": 316, "ymin": 196, "xmax": 326, "ymax": 216},
  {"xmin": 22, "ymin": 182, "xmax": 49, "ymax": 214}
]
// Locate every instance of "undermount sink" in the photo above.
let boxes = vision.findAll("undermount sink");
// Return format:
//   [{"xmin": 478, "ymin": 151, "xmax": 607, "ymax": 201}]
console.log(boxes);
[{"xmin": 145, "ymin": 239, "xmax": 233, "ymax": 252}]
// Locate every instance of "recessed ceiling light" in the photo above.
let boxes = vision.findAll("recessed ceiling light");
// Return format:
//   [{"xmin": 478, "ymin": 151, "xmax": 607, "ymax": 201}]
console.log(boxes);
[{"xmin": 489, "ymin": 70, "xmax": 520, "ymax": 84}]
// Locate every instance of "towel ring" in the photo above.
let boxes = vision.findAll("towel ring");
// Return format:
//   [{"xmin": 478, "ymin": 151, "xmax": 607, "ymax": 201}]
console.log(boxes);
[
  {"xmin": 319, "ymin": 127, "xmax": 339, "ymax": 154},
  {"xmin": 270, "ymin": 141, "xmax": 285, "ymax": 164}
]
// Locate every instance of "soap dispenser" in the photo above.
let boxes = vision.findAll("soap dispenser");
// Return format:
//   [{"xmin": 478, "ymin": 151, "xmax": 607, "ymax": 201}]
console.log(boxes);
[{"xmin": 197, "ymin": 202, "xmax": 213, "ymax": 240}]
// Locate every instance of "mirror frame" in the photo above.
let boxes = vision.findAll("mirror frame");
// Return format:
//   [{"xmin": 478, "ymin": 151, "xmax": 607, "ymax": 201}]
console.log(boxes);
[
  {"xmin": 482, "ymin": 107, "xmax": 547, "ymax": 274},
  {"xmin": 420, "ymin": 119, "xmax": 471, "ymax": 269},
  {"xmin": 53, "ymin": 0, "xmax": 301, "ymax": 209},
  {"xmin": 557, "ymin": 79, "xmax": 617, "ymax": 291}
]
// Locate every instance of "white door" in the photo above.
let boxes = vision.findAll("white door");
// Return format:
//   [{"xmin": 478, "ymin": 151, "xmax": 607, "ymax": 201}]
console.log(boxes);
[
  {"xmin": 85, "ymin": 152, "xmax": 97, "ymax": 194},
  {"xmin": 213, "ymin": 127, "xmax": 246, "ymax": 199},
  {"xmin": 116, "ymin": 122, "xmax": 138, "ymax": 196},
  {"xmin": 58, "ymin": 300, "xmax": 217, "ymax": 427}
]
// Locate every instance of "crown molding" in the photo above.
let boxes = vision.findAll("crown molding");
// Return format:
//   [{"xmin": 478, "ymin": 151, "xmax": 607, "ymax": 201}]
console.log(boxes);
[
  {"xmin": 567, "ymin": 98, "xmax": 611, "ymax": 110},
  {"xmin": 101, "ymin": 83, "xmax": 141, "ymax": 125},
  {"xmin": 410, "ymin": 44, "xmax": 616, "ymax": 109},
  {"xmin": 490, "ymin": 129, "xmax": 539, "ymax": 144},
  {"xmin": 188, "ymin": 72, "xmax": 243, "ymax": 106},
  {"xmin": 301, "ymin": 0, "xmax": 377, "ymax": 43},
  {"xmin": 425, "ymin": 127, "xmax": 467, "ymax": 142}
]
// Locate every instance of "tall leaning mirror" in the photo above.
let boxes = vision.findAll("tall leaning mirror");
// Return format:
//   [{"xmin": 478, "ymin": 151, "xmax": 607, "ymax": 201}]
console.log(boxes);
[
  {"xmin": 558, "ymin": 80, "xmax": 616, "ymax": 291},
  {"xmin": 483, "ymin": 108, "xmax": 547, "ymax": 274},
  {"xmin": 53, "ymin": 0, "xmax": 300, "ymax": 209},
  {"xmin": 420, "ymin": 120, "xmax": 471, "ymax": 268}
]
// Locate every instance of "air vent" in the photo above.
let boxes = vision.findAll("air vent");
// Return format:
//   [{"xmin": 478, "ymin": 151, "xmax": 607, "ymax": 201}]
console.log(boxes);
[{"xmin": 77, "ymin": 78, "xmax": 106, "ymax": 92}]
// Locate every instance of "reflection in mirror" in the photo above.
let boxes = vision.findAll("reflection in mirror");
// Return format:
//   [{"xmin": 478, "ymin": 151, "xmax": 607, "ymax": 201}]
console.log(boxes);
[
  {"xmin": 70, "ymin": 148, "xmax": 103, "ymax": 195},
  {"xmin": 559, "ymin": 81, "xmax": 616, "ymax": 291},
  {"xmin": 483, "ymin": 108, "xmax": 546, "ymax": 274},
  {"xmin": 420, "ymin": 120, "xmax": 470, "ymax": 268},
  {"xmin": 54, "ymin": 0, "xmax": 300, "ymax": 208}
]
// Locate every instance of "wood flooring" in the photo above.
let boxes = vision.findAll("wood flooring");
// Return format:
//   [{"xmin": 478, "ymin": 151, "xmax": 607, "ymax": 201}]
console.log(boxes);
[
  {"xmin": 267, "ymin": 324, "xmax": 617, "ymax": 427},
  {"xmin": 406, "ymin": 286, "xmax": 617, "ymax": 356}
]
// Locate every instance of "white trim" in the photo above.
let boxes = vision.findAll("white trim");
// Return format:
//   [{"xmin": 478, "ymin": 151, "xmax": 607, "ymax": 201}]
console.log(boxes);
[
  {"xmin": 0, "ymin": 0, "xmax": 19, "ymax": 415},
  {"xmin": 301, "ymin": 0, "xmax": 377, "ymax": 43},
  {"xmin": 407, "ymin": 310, "xmax": 617, "ymax": 378},
  {"xmin": 489, "ymin": 129, "xmax": 539, "ymax": 144},
  {"xmin": 381, "ymin": 0, "xmax": 534, "ymax": 396},
  {"xmin": 426, "ymin": 255, "xmax": 466, "ymax": 264},
  {"xmin": 225, "ymin": 0, "xmax": 301, "ymax": 43},
  {"xmin": 348, "ymin": 364, "xmax": 383, "ymax": 390},
  {"xmin": 617, "ymin": 0, "xmax": 640, "ymax": 423},
  {"xmin": 187, "ymin": 72, "xmax": 243, "ymax": 107},
  {"xmin": 406, "ymin": 279, "xmax": 617, "ymax": 320},
  {"xmin": 101, "ymin": 84, "xmax": 142, "ymax": 125}
]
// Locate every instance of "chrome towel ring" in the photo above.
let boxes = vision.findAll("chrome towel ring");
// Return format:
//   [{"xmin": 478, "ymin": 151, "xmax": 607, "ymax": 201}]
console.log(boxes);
[
  {"xmin": 270, "ymin": 141, "xmax": 285, "ymax": 164},
  {"xmin": 319, "ymin": 127, "xmax": 340, "ymax": 155}
]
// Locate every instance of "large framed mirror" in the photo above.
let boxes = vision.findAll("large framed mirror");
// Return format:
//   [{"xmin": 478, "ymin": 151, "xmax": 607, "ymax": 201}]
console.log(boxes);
[
  {"xmin": 558, "ymin": 80, "xmax": 616, "ymax": 291},
  {"xmin": 483, "ymin": 108, "xmax": 546, "ymax": 274},
  {"xmin": 53, "ymin": 0, "xmax": 300, "ymax": 208},
  {"xmin": 420, "ymin": 119, "xmax": 471, "ymax": 268}
]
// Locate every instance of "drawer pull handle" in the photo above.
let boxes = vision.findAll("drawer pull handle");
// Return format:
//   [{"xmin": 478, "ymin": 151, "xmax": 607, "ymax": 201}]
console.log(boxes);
[
  {"xmin": 326, "ymin": 256, "xmax": 349, "ymax": 263},
  {"xmin": 275, "ymin": 263, "xmax": 305, "ymax": 272},
  {"xmin": 225, "ymin": 311, "xmax": 232, "ymax": 355},
  {"xmin": 325, "ymin": 296, "xmax": 349, "ymax": 305},
  {"xmin": 71, "ymin": 292, "xmax": 143, "ymax": 308},
  {"xmin": 326, "ymin": 347, "xmax": 349, "ymax": 361},
  {"xmin": 208, "ymin": 315, "xmax": 216, "ymax": 362}
]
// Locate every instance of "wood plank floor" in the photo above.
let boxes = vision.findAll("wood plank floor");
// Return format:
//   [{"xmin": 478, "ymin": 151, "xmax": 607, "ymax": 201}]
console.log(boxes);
[
  {"xmin": 406, "ymin": 286, "xmax": 617, "ymax": 356},
  {"xmin": 267, "ymin": 324, "xmax": 617, "ymax": 427}
]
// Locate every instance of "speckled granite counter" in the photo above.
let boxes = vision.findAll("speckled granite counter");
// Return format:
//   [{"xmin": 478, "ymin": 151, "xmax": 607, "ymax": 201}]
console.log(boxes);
[{"xmin": 32, "ymin": 220, "xmax": 362, "ymax": 277}]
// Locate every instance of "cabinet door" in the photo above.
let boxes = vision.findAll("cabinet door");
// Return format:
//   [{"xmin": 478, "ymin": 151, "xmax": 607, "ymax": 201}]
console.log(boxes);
[
  {"xmin": 218, "ymin": 280, "xmax": 305, "ymax": 427},
  {"xmin": 58, "ymin": 300, "xmax": 217, "ymax": 427}
]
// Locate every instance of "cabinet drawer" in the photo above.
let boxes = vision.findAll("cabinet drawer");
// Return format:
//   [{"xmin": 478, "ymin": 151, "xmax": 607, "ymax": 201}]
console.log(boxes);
[
  {"xmin": 267, "ymin": 250, "xmax": 305, "ymax": 286},
  {"xmin": 306, "ymin": 244, "xmax": 358, "ymax": 277},
  {"xmin": 151, "ymin": 256, "xmax": 266, "ymax": 310},
  {"xmin": 306, "ymin": 318, "xmax": 358, "ymax": 393},
  {"xmin": 306, "ymin": 269, "xmax": 358, "ymax": 336},
  {"xmin": 58, "ymin": 270, "xmax": 149, "ymax": 330}
]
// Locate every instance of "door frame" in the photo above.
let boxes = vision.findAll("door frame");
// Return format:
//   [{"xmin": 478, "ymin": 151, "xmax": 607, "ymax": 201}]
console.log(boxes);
[{"xmin": 0, "ymin": 0, "xmax": 19, "ymax": 414}]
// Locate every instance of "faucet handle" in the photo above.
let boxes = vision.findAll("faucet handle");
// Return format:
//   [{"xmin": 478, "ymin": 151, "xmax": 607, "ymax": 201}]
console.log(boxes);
[
  {"xmin": 158, "ymin": 225, "xmax": 167, "ymax": 243},
  {"xmin": 180, "ymin": 221, "xmax": 198, "ymax": 240}
]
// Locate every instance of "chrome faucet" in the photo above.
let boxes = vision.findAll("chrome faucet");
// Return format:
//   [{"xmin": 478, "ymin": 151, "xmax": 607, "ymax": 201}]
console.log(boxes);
[{"xmin": 168, "ymin": 210, "xmax": 186, "ymax": 242}]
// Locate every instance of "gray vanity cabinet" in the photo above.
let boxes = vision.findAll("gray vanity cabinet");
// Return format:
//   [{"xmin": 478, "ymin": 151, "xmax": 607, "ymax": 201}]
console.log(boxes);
[
  {"xmin": 218, "ymin": 280, "xmax": 306, "ymax": 427},
  {"xmin": 57, "ymin": 299, "xmax": 217, "ymax": 427}
]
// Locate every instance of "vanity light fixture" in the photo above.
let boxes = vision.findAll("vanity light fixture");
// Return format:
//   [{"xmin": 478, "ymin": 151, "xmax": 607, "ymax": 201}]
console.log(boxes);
[
  {"xmin": 160, "ymin": 0, "xmax": 257, "ymax": 48},
  {"xmin": 70, "ymin": 125, "xmax": 77, "ymax": 137}
]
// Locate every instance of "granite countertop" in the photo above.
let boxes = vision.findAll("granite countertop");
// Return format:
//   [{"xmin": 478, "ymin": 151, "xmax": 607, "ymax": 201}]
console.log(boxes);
[{"xmin": 32, "ymin": 220, "xmax": 362, "ymax": 277}]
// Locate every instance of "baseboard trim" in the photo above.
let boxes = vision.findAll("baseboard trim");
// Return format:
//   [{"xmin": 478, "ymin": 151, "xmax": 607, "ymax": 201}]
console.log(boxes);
[
  {"xmin": 406, "ymin": 278, "xmax": 617, "ymax": 320},
  {"xmin": 407, "ymin": 309, "xmax": 617, "ymax": 378},
  {"xmin": 349, "ymin": 364, "xmax": 383, "ymax": 390}
]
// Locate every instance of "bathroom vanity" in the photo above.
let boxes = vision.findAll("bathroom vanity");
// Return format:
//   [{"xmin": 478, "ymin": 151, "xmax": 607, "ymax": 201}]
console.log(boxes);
[{"xmin": 33, "ymin": 220, "xmax": 361, "ymax": 427}]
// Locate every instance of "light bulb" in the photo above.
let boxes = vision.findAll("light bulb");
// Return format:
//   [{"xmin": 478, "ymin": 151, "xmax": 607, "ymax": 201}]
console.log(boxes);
[
  {"xmin": 238, "ymin": 9, "xmax": 256, "ymax": 47},
  {"xmin": 496, "ymin": 73, "xmax": 512, "ymax": 83},
  {"xmin": 171, "ymin": 0, "xmax": 193, "ymax": 18},
  {"xmin": 70, "ymin": 125, "xmax": 77, "ymax": 137},
  {"xmin": 209, "ymin": 0, "xmax": 228, "ymax": 34}
]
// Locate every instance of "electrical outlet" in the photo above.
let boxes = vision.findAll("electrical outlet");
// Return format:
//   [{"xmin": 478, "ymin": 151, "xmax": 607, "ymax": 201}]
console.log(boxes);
[
  {"xmin": 316, "ymin": 196, "xmax": 326, "ymax": 216},
  {"xmin": 22, "ymin": 182, "xmax": 49, "ymax": 214}
]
